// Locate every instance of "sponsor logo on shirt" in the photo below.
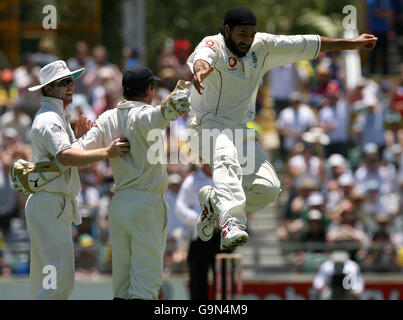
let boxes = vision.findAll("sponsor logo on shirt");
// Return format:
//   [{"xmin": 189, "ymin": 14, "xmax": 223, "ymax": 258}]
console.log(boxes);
[
  {"xmin": 252, "ymin": 52, "xmax": 258, "ymax": 68},
  {"xmin": 228, "ymin": 56, "xmax": 237, "ymax": 70}
]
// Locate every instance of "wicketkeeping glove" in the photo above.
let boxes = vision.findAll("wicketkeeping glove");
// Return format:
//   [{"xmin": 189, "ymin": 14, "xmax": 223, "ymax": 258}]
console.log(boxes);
[
  {"xmin": 162, "ymin": 80, "xmax": 192, "ymax": 120},
  {"xmin": 10, "ymin": 157, "xmax": 61, "ymax": 195}
]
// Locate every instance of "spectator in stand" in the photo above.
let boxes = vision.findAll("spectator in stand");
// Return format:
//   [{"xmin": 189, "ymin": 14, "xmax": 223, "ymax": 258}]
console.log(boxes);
[
  {"xmin": 318, "ymin": 81, "xmax": 351, "ymax": 158},
  {"xmin": 359, "ymin": 227, "xmax": 399, "ymax": 273},
  {"xmin": 76, "ymin": 170, "xmax": 100, "ymax": 221},
  {"xmin": 0, "ymin": 100, "xmax": 32, "ymax": 144},
  {"xmin": 172, "ymin": 39, "xmax": 193, "ymax": 82},
  {"xmin": 122, "ymin": 45, "xmax": 143, "ymax": 71},
  {"xmin": 276, "ymin": 92, "xmax": 317, "ymax": 158},
  {"xmin": 67, "ymin": 41, "xmax": 95, "ymax": 97},
  {"xmin": 366, "ymin": 0, "xmax": 394, "ymax": 75},
  {"xmin": 32, "ymin": 38, "xmax": 59, "ymax": 68},
  {"xmin": 287, "ymin": 142, "xmax": 324, "ymax": 183},
  {"xmin": 311, "ymin": 64, "xmax": 332, "ymax": 99},
  {"xmin": 83, "ymin": 45, "xmax": 122, "ymax": 103},
  {"xmin": 325, "ymin": 153, "xmax": 351, "ymax": 189},
  {"xmin": 91, "ymin": 67, "xmax": 122, "ymax": 118},
  {"xmin": 278, "ymin": 176, "xmax": 320, "ymax": 241},
  {"xmin": 0, "ymin": 69, "xmax": 19, "ymax": 116},
  {"xmin": 355, "ymin": 143, "xmax": 395, "ymax": 195},
  {"xmin": 353, "ymin": 95, "xmax": 386, "ymax": 153},
  {"xmin": 326, "ymin": 173, "xmax": 355, "ymax": 214},
  {"xmin": 175, "ymin": 164, "xmax": 221, "ymax": 300},
  {"xmin": 13, "ymin": 54, "xmax": 41, "ymax": 119},
  {"xmin": 294, "ymin": 209, "xmax": 328, "ymax": 273},
  {"xmin": 164, "ymin": 173, "xmax": 187, "ymax": 275},
  {"xmin": 269, "ymin": 64, "xmax": 302, "ymax": 116},
  {"xmin": 326, "ymin": 199, "xmax": 369, "ymax": 260},
  {"xmin": 66, "ymin": 94, "xmax": 97, "ymax": 123}
]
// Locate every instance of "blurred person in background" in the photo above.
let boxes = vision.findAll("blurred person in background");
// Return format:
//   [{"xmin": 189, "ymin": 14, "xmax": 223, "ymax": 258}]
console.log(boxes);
[
  {"xmin": 158, "ymin": 38, "xmax": 193, "ymax": 82},
  {"xmin": 66, "ymin": 94, "xmax": 96, "ymax": 123},
  {"xmin": 175, "ymin": 164, "xmax": 221, "ymax": 300},
  {"xmin": 269, "ymin": 64, "xmax": 302, "ymax": 116},
  {"xmin": 311, "ymin": 64, "xmax": 332, "ymax": 99},
  {"xmin": 164, "ymin": 173, "xmax": 187, "ymax": 275},
  {"xmin": 326, "ymin": 173, "xmax": 356, "ymax": 214},
  {"xmin": 0, "ymin": 69, "xmax": 19, "ymax": 116},
  {"xmin": 276, "ymin": 92, "xmax": 317, "ymax": 159},
  {"xmin": 353, "ymin": 95, "xmax": 386, "ymax": 153},
  {"xmin": 295, "ymin": 209, "xmax": 328, "ymax": 273},
  {"xmin": 355, "ymin": 143, "xmax": 395, "ymax": 195},
  {"xmin": 67, "ymin": 41, "xmax": 95, "ymax": 97},
  {"xmin": 172, "ymin": 39, "xmax": 193, "ymax": 82},
  {"xmin": 277, "ymin": 176, "xmax": 320, "ymax": 241},
  {"xmin": 83, "ymin": 45, "xmax": 122, "ymax": 103},
  {"xmin": 0, "ymin": 99, "xmax": 32, "ymax": 144},
  {"xmin": 358, "ymin": 223, "xmax": 400, "ymax": 273},
  {"xmin": 32, "ymin": 38, "xmax": 59, "ymax": 68},
  {"xmin": 326, "ymin": 200, "xmax": 369, "ymax": 261},
  {"xmin": 0, "ymin": 144, "xmax": 19, "ymax": 236},
  {"xmin": 317, "ymin": 81, "xmax": 351, "ymax": 158},
  {"xmin": 313, "ymin": 250, "xmax": 364, "ymax": 300},
  {"xmin": 13, "ymin": 53, "xmax": 41, "ymax": 119},
  {"xmin": 122, "ymin": 45, "xmax": 143, "ymax": 71}
]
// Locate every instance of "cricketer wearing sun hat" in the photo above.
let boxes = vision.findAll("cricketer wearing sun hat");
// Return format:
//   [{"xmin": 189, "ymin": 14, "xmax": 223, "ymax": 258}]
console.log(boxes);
[
  {"xmin": 24, "ymin": 60, "xmax": 130, "ymax": 300},
  {"xmin": 28, "ymin": 60, "xmax": 84, "ymax": 92}
]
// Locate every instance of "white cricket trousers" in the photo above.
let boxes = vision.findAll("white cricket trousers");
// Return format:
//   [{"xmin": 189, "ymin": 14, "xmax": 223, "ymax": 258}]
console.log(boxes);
[
  {"xmin": 190, "ymin": 114, "xmax": 281, "ymax": 226},
  {"xmin": 25, "ymin": 192, "xmax": 76, "ymax": 300},
  {"xmin": 109, "ymin": 188, "xmax": 168, "ymax": 300}
]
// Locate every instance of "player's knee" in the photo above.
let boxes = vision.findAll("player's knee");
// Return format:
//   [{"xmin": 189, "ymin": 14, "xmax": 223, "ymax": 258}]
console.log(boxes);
[{"xmin": 245, "ymin": 182, "xmax": 281, "ymax": 212}]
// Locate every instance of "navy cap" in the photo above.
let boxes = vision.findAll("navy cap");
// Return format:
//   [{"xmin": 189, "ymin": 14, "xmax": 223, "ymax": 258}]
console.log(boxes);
[
  {"xmin": 122, "ymin": 66, "xmax": 160, "ymax": 91},
  {"xmin": 224, "ymin": 6, "xmax": 257, "ymax": 27}
]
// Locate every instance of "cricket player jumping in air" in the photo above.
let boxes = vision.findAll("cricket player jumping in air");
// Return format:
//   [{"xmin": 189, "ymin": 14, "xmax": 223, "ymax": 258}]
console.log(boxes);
[{"xmin": 188, "ymin": 6, "xmax": 377, "ymax": 250}]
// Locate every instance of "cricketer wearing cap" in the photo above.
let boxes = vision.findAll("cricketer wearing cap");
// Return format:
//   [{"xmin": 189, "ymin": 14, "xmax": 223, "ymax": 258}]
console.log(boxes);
[
  {"xmin": 26, "ymin": 60, "xmax": 130, "ymax": 300},
  {"xmin": 73, "ymin": 66, "xmax": 191, "ymax": 299},
  {"xmin": 188, "ymin": 6, "xmax": 378, "ymax": 251}
]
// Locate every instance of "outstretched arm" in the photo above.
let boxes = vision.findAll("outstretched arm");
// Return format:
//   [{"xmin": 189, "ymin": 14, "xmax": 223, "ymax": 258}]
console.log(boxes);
[
  {"xmin": 192, "ymin": 59, "xmax": 215, "ymax": 95},
  {"xmin": 320, "ymin": 34, "xmax": 378, "ymax": 52}
]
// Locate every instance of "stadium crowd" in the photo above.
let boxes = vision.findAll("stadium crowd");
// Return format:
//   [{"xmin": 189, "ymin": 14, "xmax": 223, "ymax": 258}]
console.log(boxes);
[{"xmin": 0, "ymin": 18, "xmax": 403, "ymax": 279}]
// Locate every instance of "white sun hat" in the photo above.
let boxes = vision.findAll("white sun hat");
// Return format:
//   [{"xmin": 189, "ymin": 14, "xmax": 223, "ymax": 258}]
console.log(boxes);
[{"xmin": 28, "ymin": 60, "xmax": 85, "ymax": 91}]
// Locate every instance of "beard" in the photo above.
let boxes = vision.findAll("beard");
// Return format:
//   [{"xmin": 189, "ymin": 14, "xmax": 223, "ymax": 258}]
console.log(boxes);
[{"xmin": 224, "ymin": 33, "xmax": 251, "ymax": 58}]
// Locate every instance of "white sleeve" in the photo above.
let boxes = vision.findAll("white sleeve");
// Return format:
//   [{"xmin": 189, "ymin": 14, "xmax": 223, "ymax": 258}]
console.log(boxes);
[
  {"xmin": 313, "ymin": 261, "xmax": 332, "ymax": 290},
  {"xmin": 187, "ymin": 37, "xmax": 220, "ymax": 71},
  {"xmin": 263, "ymin": 34, "xmax": 321, "ymax": 70},
  {"xmin": 41, "ymin": 120, "xmax": 72, "ymax": 157},
  {"xmin": 74, "ymin": 125, "xmax": 105, "ymax": 150},
  {"xmin": 175, "ymin": 176, "xmax": 200, "ymax": 227},
  {"xmin": 137, "ymin": 105, "xmax": 169, "ymax": 132}
]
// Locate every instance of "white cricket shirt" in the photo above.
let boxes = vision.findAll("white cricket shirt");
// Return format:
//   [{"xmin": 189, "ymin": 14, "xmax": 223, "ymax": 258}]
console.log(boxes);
[
  {"xmin": 75, "ymin": 100, "xmax": 169, "ymax": 194},
  {"xmin": 187, "ymin": 32, "xmax": 321, "ymax": 125},
  {"xmin": 30, "ymin": 96, "xmax": 81, "ymax": 199}
]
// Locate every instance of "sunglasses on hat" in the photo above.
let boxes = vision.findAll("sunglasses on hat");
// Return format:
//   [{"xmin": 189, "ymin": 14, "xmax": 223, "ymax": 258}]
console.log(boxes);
[{"xmin": 54, "ymin": 76, "xmax": 74, "ymax": 87}]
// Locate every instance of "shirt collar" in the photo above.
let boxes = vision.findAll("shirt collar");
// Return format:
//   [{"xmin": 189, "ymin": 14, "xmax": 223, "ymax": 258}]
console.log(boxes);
[
  {"xmin": 41, "ymin": 96, "xmax": 65, "ymax": 114},
  {"xmin": 117, "ymin": 100, "xmax": 148, "ymax": 109}
]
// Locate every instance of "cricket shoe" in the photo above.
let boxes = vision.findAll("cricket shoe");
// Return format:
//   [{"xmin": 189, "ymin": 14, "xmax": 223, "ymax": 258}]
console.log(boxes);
[
  {"xmin": 197, "ymin": 186, "xmax": 219, "ymax": 241},
  {"xmin": 220, "ymin": 217, "xmax": 249, "ymax": 251}
]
